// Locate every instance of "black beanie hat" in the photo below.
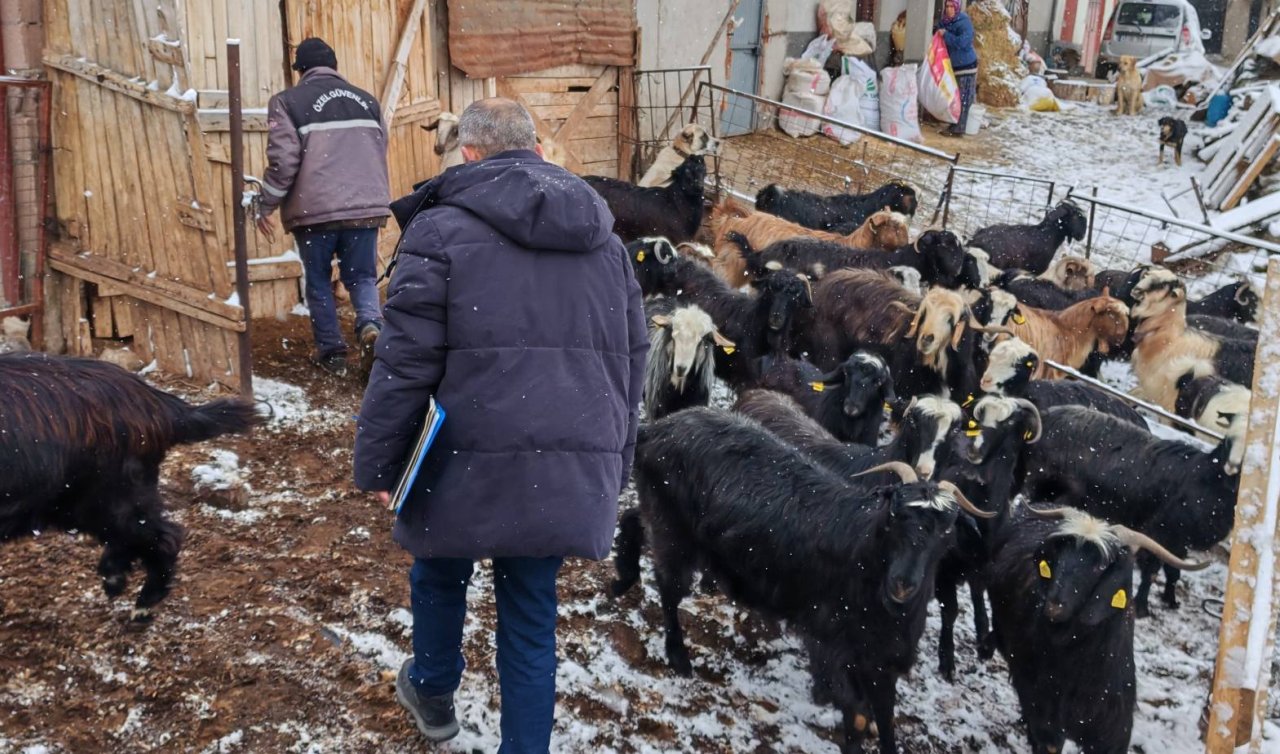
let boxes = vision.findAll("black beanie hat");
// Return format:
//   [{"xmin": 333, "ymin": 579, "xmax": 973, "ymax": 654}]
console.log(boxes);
[{"xmin": 293, "ymin": 38, "xmax": 338, "ymax": 72}]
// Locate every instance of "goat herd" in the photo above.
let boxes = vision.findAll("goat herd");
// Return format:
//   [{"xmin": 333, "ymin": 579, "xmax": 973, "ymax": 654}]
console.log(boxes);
[
  {"xmin": 0, "ymin": 143, "xmax": 1263, "ymax": 753},
  {"xmin": 586, "ymin": 145, "xmax": 1262, "ymax": 753}
]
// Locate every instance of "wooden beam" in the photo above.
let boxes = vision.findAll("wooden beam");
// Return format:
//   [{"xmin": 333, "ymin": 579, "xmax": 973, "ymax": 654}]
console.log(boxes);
[
  {"xmin": 1222, "ymin": 135, "xmax": 1280, "ymax": 211},
  {"xmin": 553, "ymin": 68, "xmax": 617, "ymax": 143},
  {"xmin": 1206, "ymin": 256, "xmax": 1280, "ymax": 754},
  {"xmin": 495, "ymin": 78, "xmax": 584, "ymax": 173},
  {"xmin": 381, "ymin": 0, "xmax": 429, "ymax": 124},
  {"xmin": 43, "ymin": 53, "xmax": 195, "ymax": 114},
  {"xmin": 391, "ymin": 97, "xmax": 442, "ymax": 128},
  {"xmin": 226, "ymin": 259, "xmax": 303, "ymax": 283},
  {"xmin": 197, "ymin": 108, "xmax": 269, "ymax": 132},
  {"xmin": 48, "ymin": 245, "xmax": 245, "ymax": 331}
]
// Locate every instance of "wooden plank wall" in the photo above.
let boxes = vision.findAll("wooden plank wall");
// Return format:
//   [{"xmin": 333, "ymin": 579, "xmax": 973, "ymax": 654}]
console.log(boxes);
[
  {"xmin": 43, "ymin": 0, "xmax": 240, "ymax": 384},
  {"xmin": 181, "ymin": 0, "xmax": 300, "ymax": 320},
  {"xmin": 501, "ymin": 64, "xmax": 620, "ymax": 178}
]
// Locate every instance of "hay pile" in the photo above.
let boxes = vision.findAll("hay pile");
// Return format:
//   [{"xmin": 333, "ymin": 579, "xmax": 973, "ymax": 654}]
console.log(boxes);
[{"xmin": 968, "ymin": 0, "xmax": 1026, "ymax": 108}]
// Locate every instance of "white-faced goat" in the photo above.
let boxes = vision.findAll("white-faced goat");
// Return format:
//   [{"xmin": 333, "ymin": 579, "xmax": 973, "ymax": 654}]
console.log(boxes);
[
  {"xmin": 1173, "ymin": 364, "xmax": 1250, "ymax": 472},
  {"xmin": 754, "ymin": 180, "xmax": 919, "ymax": 232},
  {"xmin": 980, "ymin": 337, "xmax": 1145, "ymax": 426},
  {"xmin": 733, "ymin": 389, "xmax": 962, "ymax": 481},
  {"xmin": 1130, "ymin": 268, "xmax": 1257, "ymax": 406},
  {"xmin": 642, "ymin": 299, "xmax": 732, "ymax": 420},
  {"xmin": 614, "ymin": 407, "xmax": 988, "ymax": 754},
  {"xmin": 986, "ymin": 506, "xmax": 1207, "ymax": 754},
  {"xmin": 627, "ymin": 238, "xmax": 813, "ymax": 388},
  {"xmin": 967, "ymin": 200, "xmax": 1088, "ymax": 274},
  {"xmin": 736, "ymin": 229, "xmax": 970, "ymax": 290},
  {"xmin": 584, "ymin": 154, "xmax": 706, "ymax": 243},
  {"xmin": 1020, "ymin": 405, "xmax": 1240, "ymax": 616},
  {"xmin": 0, "ymin": 353, "xmax": 262, "ymax": 622},
  {"xmin": 756, "ymin": 352, "xmax": 895, "ymax": 445}
]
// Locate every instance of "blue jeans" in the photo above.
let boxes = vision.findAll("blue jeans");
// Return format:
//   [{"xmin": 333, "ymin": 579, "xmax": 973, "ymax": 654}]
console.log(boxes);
[
  {"xmin": 408, "ymin": 556, "xmax": 563, "ymax": 754},
  {"xmin": 953, "ymin": 73, "xmax": 978, "ymax": 134},
  {"xmin": 294, "ymin": 226, "xmax": 383, "ymax": 356}
]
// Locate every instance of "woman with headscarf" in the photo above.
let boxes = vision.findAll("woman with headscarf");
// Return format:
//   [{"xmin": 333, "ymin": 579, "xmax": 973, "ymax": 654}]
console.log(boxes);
[{"xmin": 937, "ymin": 0, "xmax": 978, "ymax": 136}]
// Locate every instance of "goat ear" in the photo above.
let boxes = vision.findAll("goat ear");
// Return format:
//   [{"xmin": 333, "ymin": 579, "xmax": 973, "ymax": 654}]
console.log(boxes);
[
  {"xmin": 650, "ymin": 314, "xmax": 672, "ymax": 328},
  {"xmin": 711, "ymin": 329, "xmax": 735, "ymax": 349},
  {"xmin": 871, "ymin": 212, "xmax": 886, "ymax": 227},
  {"xmin": 906, "ymin": 305, "xmax": 925, "ymax": 339},
  {"xmin": 950, "ymin": 316, "xmax": 967, "ymax": 350}
]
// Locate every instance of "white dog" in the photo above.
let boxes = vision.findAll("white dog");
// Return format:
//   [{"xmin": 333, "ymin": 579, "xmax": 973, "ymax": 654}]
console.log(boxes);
[{"xmin": 638, "ymin": 124, "xmax": 721, "ymax": 188}]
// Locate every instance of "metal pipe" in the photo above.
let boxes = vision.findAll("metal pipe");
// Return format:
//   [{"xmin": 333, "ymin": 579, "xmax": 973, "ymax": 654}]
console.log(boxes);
[
  {"xmin": 1071, "ymin": 187, "xmax": 1280, "ymax": 255},
  {"xmin": 1042, "ymin": 358, "xmax": 1225, "ymax": 441},
  {"xmin": 700, "ymin": 82, "xmax": 960, "ymax": 161},
  {"xmin": 228, "ymin": 40, "xmax": 254, "ymax": 398}
]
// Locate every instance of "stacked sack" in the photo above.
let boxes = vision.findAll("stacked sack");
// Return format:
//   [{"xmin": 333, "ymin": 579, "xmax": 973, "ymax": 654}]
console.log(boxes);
[{"xmin": 779, "ymin": 57, "xmax": 831, "ymax": 138}]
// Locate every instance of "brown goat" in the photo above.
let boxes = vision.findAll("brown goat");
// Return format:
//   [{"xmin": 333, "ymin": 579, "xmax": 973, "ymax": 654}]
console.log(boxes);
[
  {"xmin": 1009, "ymin": 290, "xmax": 1130, "ymax": 378},
  {"xmin": 711, "ymin": 207, "xmax": 910, "ymax": 287}
]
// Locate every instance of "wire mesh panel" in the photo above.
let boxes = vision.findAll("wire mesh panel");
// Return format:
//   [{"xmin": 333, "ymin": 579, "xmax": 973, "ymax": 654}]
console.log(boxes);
[
  {"xmin": 690, "ymin": 81, "xmax": 958, "ymax": 231},
  {"xmin": 1067, "ymin": 188, "xmax": 1280, "ymax": 296},
  {"xmin": 621, "ymin": 67, "xmax": 712, "ymax": 181},
  {"xmin": 942, "ymin": 166, "xmax": 1058, "ymax": 241},
  {"xmin": 0, "ymin": 77, "xmax": 51, "ymax": 338}
]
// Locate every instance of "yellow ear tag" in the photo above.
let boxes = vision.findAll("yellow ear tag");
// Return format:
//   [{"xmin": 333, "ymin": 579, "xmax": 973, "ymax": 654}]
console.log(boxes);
[
  {"xmin": 883, "ymin": 402, "xmax": 893, "ymax": 412},
  {"xmin": 962, "ymin": 394, "xmax": 975, "ymax": 407},
  {"xmin": 810, "ymin": 382, "xmax": 825, "ymax": 392},
  {"xmin": 635, "ymin": 251, "xmax": 646, "ymax": 262},
  {"xmin": 1038, "ymin": 560, "xmax": 1052, "ymax": 579},
  {"xmin": 1024, "ymin": 430, "xmax": 1034, "ymax": 441},
  {"xmin": 1024, "ymin": 360, "xmax": 1035, "ymax": 368},
  {"xmin": 721, "ymin": 346, "xmax": 735, "ymax": 355},
  {"xmin": 965, "ymin": 419, "xmax": 980, "ymax": 437},
  {"xmin": 1012, "ymin": 312, "xmax": 1027, "ymax": 325},
  {"xmin": 1111, "ymin": 589, "xmax": 1128, "ymax": 609}
]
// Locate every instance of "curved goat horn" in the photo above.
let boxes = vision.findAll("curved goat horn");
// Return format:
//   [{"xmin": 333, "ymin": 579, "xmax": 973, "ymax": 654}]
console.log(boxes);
[
  {"xmin": 854, "ymin": 461, "xmax": 918, "ymax": 484},
  {"xmin": 653, "ymin": 239, "xmax": 676, "ymax": 264},
  {"xmin": 1013, "ymin": 398, "xmax": 1042, "ymax": 443},
  {"xmin": 1024, "ymin": 504, "xmax": 1072, "ymax": 519},
  {"xmin": 937, "ymin": 480, "xmax": 997, "ymax": 519},
  {"xmin": 1112, "ymin": 525, "xmax": 1211, "ymax": 571}
]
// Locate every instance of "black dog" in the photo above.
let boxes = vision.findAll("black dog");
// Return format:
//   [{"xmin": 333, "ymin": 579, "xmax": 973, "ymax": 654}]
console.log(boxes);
[{"xmin": 1158, "ymin": 117, "xmax": 1187, "ymax": 166}]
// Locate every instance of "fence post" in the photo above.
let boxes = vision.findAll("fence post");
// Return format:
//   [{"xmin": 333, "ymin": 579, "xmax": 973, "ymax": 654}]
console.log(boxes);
[
  {"xmin": 1205, "ymin": 256, "xmax": 1280, "ymax": 754},
  {"xmin": 228, "ymin": 40, "xmax": 254, "ymax": 398},
  {"xmin": 1084, "ymin": 186, "xmax": 1099, "ymax": 259},
  {"xmin": 940, "ymin": 163, "xmax": 956, "ymax": 229},
  {"xmin": 1046, "ymin": 181, "xmax": 1056, "ymax": 210}
]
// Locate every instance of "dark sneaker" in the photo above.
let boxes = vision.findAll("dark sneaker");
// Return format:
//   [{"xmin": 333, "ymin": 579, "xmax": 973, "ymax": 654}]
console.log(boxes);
[
  {"xmin": 312, "ymin": 351, "xmax": 348, "ymax": 377},
  {"xmin": 396, "ymin": 658, "xmax": 460, "ymax": 743},
  {"xmin": 358, "ymin": 322, "xmax": 382, "ymax": 379}
]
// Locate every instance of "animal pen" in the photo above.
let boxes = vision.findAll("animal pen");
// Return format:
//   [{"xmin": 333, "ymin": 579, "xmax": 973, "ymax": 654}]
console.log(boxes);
[{"xmin": 38, "ymin": 0, "xmax": 635, "ymax": 387}]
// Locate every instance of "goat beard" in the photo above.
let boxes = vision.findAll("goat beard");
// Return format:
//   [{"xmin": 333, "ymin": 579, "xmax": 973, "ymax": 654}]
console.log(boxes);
[{"xmin": 670, "ymin": 371, "xmax": 689, "ymax": 393}]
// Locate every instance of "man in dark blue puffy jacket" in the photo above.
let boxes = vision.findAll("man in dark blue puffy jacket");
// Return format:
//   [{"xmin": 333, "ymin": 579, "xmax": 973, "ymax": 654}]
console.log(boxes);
[
  {"xmin": 938, "ymin": 0, "xmax": 979, "ymax": 136},
  {"xmin": 353, "ymin": 98, "xmax": 647, "ymax": 752}
]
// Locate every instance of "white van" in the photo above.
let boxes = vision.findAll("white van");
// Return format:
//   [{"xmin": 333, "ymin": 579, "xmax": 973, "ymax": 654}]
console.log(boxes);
[{"xmin": 1096, "ymin": 0, "xmax": 1211, "ymax": 78}]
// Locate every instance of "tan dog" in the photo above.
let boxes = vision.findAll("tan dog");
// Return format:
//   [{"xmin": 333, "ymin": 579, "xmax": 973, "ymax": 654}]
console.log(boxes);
[
  {"xmin": 1114, "ymin": 56, "xmax": 1144, "ymax": 116},
  {"xmin": 638, "ymin": 124, "xmax": 721, "ymax": 188}
]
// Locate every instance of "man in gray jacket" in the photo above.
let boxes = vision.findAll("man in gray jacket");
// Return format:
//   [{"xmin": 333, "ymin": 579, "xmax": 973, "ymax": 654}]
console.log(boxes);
[{"xmin": 256, "ymin": 38, "xmax": 391, "ymax": 377}]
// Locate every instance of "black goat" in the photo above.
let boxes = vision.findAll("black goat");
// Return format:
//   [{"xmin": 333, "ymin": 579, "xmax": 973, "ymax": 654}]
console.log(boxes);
[
  {"xmin": 736, "ymin": 229, "xmax": 969, "ymax": 290},
  {"xmin": 628, "ymin": 238, "xmax": 813, "ymax": 388},
  {"xmin": 1174, "ymin": 369, "xmax": 1249, "ymax": 474},
  {"xmin": 734, "ymin": 389, "xmax": 962, "ymax": 481},
  {"xmin": 931, "ymin": 394, "xmax": 1043, "ymax": 678},
  {"xmin": 0, "ymin": 353, "xmax": 262, "ymax": 622},
  {"xmin": 968, "ymin": 201, "xmax": 1088, "ymax": 274},
  {"xmin": 1021, "ymin": 405, "xmax": 1239, "ymax": 616},
  {"xmin": 1189, "ymin": 280, "xmax": 1260, "ymax": 323},
  {"xmin": 996, "ymin": 270, "xmax": 1097, "ymax": 310},
  {"xmin": 642, "ymin": 298, "xmax": 731, "ymax": 420},
  {"xmin": 754, "ymin": 181, "xmax": 919, "ymax": 232},
  {"xmin": 979, "ymin": 337, "xmax": 1146, "ymax": 427},
  {"xmin": 1186, "ymin": 313, "xmax": 1257, "ymax": 341},
  {"xmin": 585, "ymin": 154, "xmax": 705, "ymax": 243},
  {"xmin": 615, "ymin": 407, "xmax": 987, "ymax": 754},
  {"xmin": 757, "ymin": 353, "xmax": 895, "ymax": 445},
  {"xmin": 986, "ymin": 506, "xmax": 1206, "ymax": 754}
]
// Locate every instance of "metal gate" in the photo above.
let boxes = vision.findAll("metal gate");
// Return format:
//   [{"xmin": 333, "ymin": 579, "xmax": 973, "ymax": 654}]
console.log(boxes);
[{"xmin": 0, "ymin": 77, "xmax": 51, "ymax": 345}]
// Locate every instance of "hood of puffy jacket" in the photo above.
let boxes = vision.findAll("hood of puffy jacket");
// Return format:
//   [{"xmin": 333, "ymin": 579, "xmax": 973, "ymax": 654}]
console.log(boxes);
[{"xmin": 390, "ymin": 149, "xmax": 616, "ymax": 253}]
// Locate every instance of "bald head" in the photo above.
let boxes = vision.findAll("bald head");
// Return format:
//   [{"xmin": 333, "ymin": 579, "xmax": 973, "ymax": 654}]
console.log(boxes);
[{"xmin": 457, "ymin": 98, "xmax": 538, "ymax": 160}]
